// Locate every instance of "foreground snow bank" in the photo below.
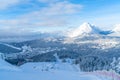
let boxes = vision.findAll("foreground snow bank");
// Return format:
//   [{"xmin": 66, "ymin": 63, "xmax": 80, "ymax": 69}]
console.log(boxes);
[
  {"xmin": 0, "ymin": 69, "xmax": 102, "ymax": 80},
  {"xmin": 0, "ymin": 62, "xmax": 120, "ymax": 80}
]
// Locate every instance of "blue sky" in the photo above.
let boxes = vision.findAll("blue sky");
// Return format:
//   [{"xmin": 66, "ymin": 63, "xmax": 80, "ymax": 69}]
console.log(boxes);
[{"xmin": 0, "ymin": 0, "xmax": 120, "ymax": 35}]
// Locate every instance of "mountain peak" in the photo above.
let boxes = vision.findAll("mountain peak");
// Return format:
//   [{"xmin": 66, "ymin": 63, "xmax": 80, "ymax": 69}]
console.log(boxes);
[
  {"xmin": 67, "ymin": 22, "xmax": 99, "ymax": 38},
  {"xmin": 82, "ymin": 22, "xmax": 91, "ymax": 26},
  {"xmin": 78, "ymin": 22, "xmax": 93, "ymax": 32}
]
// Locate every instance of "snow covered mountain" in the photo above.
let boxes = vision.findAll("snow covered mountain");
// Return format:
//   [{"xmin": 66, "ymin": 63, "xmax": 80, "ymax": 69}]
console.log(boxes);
[
  {"xmin": 113, "ymin": 24, "xmax": 120, "ymax": 33},
  {"xmin": 109, "ymin": 24, "xmax": 120, "ymax": 36},
  {"xmin": 67, "ymin": 22, "xmax": 101, "ymax": 38},
  {"xmin": 63, "ymin": 22, "xmax": 120, "ymax": 49}
]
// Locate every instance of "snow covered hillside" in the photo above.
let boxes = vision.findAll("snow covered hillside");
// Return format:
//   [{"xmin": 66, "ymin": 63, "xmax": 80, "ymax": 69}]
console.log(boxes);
[
  {"xmin": 0, "ymin": 60, "xmax": 120, "ymax": 80},
  {"xmin": 0, "ymin": 53, "xmax": 20, "ymax": 71}
]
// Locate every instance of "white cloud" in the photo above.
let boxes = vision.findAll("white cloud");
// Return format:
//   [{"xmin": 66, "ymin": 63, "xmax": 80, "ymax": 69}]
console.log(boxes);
[
  {"xmin": 0, "ymin": 0, "xmax": 20, "ymax": 10},
  {"xmin": 32, "ymin": 1, "xmax": 82, "ymax": 16},
  {"xmin": 20, "ymin": 1, "xmax": 82, "ymax": 27},
  {"xmin": 38, "ymin": 0, "xmax": 59, "ymax": 3},
  {"xmin": 40, "ymin": 1, "xmax": 82, "ymax": 15},
  {"xmin": 0, "ymin": 0, "xmax": 83, "ymax": 36}
]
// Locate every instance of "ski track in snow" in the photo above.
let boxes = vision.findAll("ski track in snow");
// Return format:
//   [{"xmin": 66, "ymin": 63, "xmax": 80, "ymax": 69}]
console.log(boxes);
[{"xmin": 0, "ymin": 42, "xmax": 21, "ymax": 50}]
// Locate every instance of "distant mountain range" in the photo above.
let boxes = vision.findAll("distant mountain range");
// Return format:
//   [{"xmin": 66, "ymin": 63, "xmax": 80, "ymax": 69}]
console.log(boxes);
[{"xmin": 0, "ymin": 22, "xmax": 120, "ymax": 42}]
